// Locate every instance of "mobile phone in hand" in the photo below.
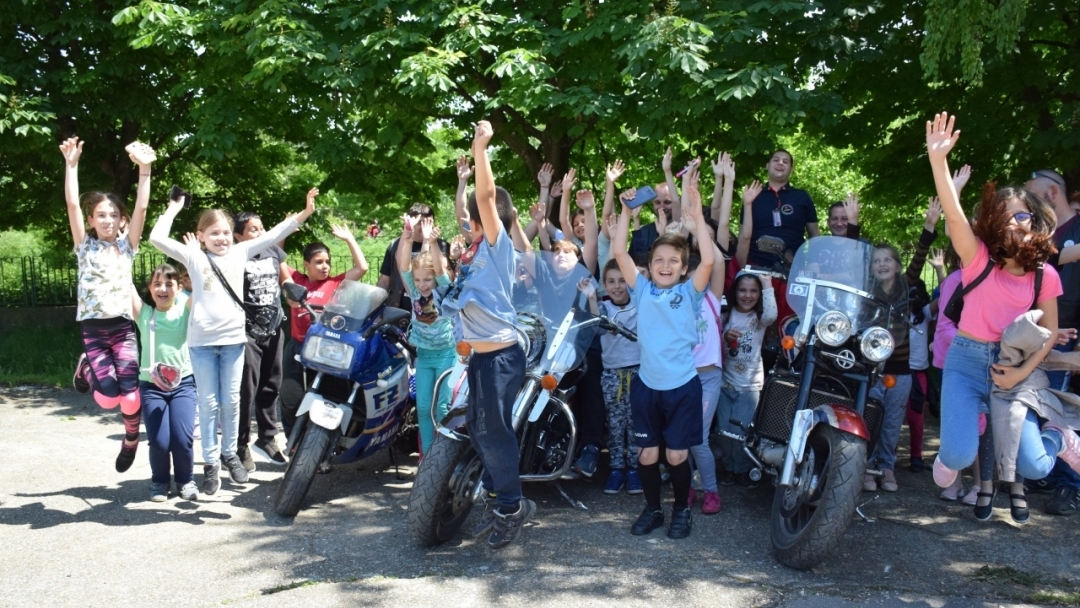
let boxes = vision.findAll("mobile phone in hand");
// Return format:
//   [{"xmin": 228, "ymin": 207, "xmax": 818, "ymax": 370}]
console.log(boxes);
[
  {"xmin": 624, "ymin": 185, "xmax": 657, "ymax": 209},
  {"xmin": 169, "ymin": 184, "xmax": 191, "ymax": 208}
]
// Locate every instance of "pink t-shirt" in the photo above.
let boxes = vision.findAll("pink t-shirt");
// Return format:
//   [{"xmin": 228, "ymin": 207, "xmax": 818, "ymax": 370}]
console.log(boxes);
[
  {"xmin": 693, "ymin": 292, "xmax": 723, "ymax": 369},
  {"xmin": 932, "ymin": 270, "xmax": 962, "ymax": 369},
  {"xmin": 956, "ymin": 241, "xmax": 1062, "ymax": 342}
]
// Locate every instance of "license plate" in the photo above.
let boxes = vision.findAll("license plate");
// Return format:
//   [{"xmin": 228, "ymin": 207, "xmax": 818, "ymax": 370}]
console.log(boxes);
[{"xmin": 305, "ymin": 394, "xmax": 344, "ymax": 429}]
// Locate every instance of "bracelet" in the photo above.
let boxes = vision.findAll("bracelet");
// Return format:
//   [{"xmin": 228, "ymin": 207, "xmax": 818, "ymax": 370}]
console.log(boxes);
[{"xmin": 139, "ymin": 173, "xmax": 151, "ymax": 177}]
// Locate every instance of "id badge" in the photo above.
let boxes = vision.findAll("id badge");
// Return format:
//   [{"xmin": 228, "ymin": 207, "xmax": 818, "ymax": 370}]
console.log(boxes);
[{"xmin": 772, "ymin": 209, "xmax": 782, "ymax": 227}]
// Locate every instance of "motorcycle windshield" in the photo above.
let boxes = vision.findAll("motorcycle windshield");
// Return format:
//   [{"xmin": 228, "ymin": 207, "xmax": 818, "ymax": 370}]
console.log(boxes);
[
  {"xmin": 787, "ymin": 237, "xmax": 907, "ymax": 339},
  {"xmin": 322, "ymin": 280, "xmax": 388, "ymax": 324},
  {"xmin": 515, "ymin": 251, "xmax": 600, "ymax": 376}
]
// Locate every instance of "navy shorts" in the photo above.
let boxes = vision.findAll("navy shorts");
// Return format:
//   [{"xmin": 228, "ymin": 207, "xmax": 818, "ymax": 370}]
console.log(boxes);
[{"xmin": 630, "ymin": 374, "xmax": 703, "ymax": 450}]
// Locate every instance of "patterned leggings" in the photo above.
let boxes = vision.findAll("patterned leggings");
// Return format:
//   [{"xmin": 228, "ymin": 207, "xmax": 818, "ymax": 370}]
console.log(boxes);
[
  {"xmin": 81, "ymin": 318, "xmax": 141, "ymax": 441},
  {"xmin": 602, "ymin": 366, "xmax": 639, "ymax": 470}
]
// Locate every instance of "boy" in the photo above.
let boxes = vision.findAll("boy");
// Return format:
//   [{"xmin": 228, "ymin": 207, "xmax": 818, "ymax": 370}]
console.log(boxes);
[
  {"xmin": 441, "ymin": 121, "xmax": 534, "ymax": 549},
  {"xmin": 611, "ymin": 162, "xmax": 717, "ymax": 539}
]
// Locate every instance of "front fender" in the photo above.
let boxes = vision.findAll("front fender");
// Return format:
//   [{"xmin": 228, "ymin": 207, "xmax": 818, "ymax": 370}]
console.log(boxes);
[{"xmin": 812, "ymin": 404, "xmax": 869, "ymax": 442}]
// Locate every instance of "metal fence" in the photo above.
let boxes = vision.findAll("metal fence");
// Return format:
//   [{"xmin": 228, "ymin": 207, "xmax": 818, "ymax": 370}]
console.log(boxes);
[{"xmin": 0, "ymin": 252, "xmax": 377, "ymax": 308}]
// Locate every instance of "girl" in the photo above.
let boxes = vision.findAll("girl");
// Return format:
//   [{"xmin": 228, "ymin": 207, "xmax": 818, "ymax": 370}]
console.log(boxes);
[
  {"xmin": 927, "ymin": 112, "xmax": 1079, "ymax": 523},
  {"xmin": 279, "ymin": 223, "xmax": 369, "ymax": 440},
  {"xmin": 395, "ymin": 216, "xmax": 455, "ymax": 455},
  {"xmin": 717, "ymin": 272, "xmax": 778, "ymax": 487},
  {"xmin": 150, "ymin": 189, "xmax": 315, "ymax": 495},
  {"xmin": 132, "ymin": 264, "xmax": 197, "ymax": 502},
  {"xmin": 61, "ymin": 136, "xmax": 153, "ymax": 472}
]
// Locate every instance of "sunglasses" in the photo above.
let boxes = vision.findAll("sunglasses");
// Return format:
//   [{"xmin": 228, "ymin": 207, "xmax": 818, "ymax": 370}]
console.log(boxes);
[{"xmin": 1031, "ymin": 171, "xmax": 1064, "ymax": 187}]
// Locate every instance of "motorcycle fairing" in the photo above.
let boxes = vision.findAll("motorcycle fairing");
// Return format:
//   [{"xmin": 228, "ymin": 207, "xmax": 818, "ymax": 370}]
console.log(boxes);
[{"xmin": 335, "ymin": 357, "xmax": 412, "ymax": 463}]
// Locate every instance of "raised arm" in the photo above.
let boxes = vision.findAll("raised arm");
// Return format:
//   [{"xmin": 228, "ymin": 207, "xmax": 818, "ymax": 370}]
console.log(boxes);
[
  {"xmin": 602, "ymin": 160, "xmax": 625, "ymax": 240},
  {"xmin": 612, "ymin": 201, "xmax": 640, "ymax": 291},
  {"xmin": 509, "ymin": 207, "xmax": 537, "ymax": 279},
  {"xmin": 149, "ymin": 199, "xmax": 193, "ymax": 264},
  {"xmin": 579, "ymin": 276, "xmax": 600, "ymax": 315},
  {"xmin": 927, "ymin": 247, "xmax": 947, "ymax": 283},
  {"xmin": 537, "ymin": 162, "xmax": 553, "ymax": 221},
  {"xmin": 905, "ymin": 196, "xmax": 942, "ymax": 282},
  {"xmin": 683, "ymin": 167, "xmax": 715, "ymax": 293},
  {"xmin": 926, "ymin": 112, "xmax": 977, "ymax": 266},
  {"xmin": 843, "ymin": 193, "xmax": 860, "ymax": 240},
  {"xmin": 558, "ymin": 168, "xmax": 577, "ymax": 238},
  {"xmin": 472, "ymin": 121, "xmax": 501, "ymax": 246},
  {"xmin": 242, "ymin": 188, "xmax": 314, "ymax": 258},
  {"xmin": 455, "ymin": 155, "xmax": 473, "ymax": 242},
  {"xmin": 60, "ymin": 137, "xmax": 86, "ymax": 246},
  {"xmin": 395, "ymin": 217, "xmax": 414, "ymax": 284},
  {"xmin": 528, "ymin": 203, "xmax": 552, "ymax": 251},
  {"xmin": 421, "ymin": 219, "xmax": 446, "ymax": 278},
  {"xmin": 130, "ymin": 284, "xmax": 143, "ymax": 319},
  {"xmin": 736, "ymin": 181, "xmax": 763, "ymax": 268},
  {"xmin": 712, "ymin": 152, "xmax": 735, "ymax": 251},
  {"xmin": 576, "ymin": 189, "xmax": 599, "ymax": 274},
  {"xmin": 663, "ymin": 147, "xmax": 682, "ymax": 223},
  {"xmin": 125, "ymin": 142, "xmax": 155, "ymax": 251},
  {"xmin": 331, "ymin": 223, "xmax": 369, "ymax": 281}
]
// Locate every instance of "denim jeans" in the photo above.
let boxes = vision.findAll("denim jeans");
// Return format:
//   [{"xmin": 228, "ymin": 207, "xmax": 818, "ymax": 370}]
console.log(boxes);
[
  {"xmin": 140, "ymin": 376, "xmax": 197, "ymax": 485},
  {"xmin": 869, "ymin": 374, "xmax": 913, "ymax": 471},
  {"xmin": 466, "ymin": 344, "xmax": 526, "ymax": 511},
  {"xmin": 1015, "ymin": 409, "xmax": 1065, "ymax": 481},
  {"xmin": 415, "ymin": 346, "xmax": 456, "ymax": 454},
  {"xmin": 939, "ymin": 336, "xmax": 1000, "ymax": 471},
  {"xmin": 688, "ymin": 367, "xmax": 722, "ymax": 492},
  {"xmin": 189, "ymin": 343, "xmax": 245, "ymax": 465},
  {"xmin": 716, "ymin": 384, "xmax": 760, "ymax": 475}
]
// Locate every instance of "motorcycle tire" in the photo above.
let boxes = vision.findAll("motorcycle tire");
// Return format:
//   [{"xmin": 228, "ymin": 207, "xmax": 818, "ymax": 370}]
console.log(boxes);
[
  {"xmin": 770, "ymin": 425, "xmax": 866, "ymax": 570},
  {"xmin": 407, "ymin": 433, "xmax": 476, "ymax": 546},
  {"xmin": 274, "ymin": 424, "xmax": 333, "ymax": 517}
]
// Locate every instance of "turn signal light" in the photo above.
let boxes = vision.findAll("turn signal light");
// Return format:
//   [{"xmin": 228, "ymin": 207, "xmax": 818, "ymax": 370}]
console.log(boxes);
[
  {"xmin": 781, "ymin": 336, "xmax": 796, "ymax": 351},
  {"xmin": 455, "ymin": 342, "xmax": 472, "ymax": 357},
  {"xmin": 883, "ymin": 374, "xmax": 897, "ymax": 389},
  {"xmin": 540, "ymin": 374, "xmax": 558, "ymax": 391}
]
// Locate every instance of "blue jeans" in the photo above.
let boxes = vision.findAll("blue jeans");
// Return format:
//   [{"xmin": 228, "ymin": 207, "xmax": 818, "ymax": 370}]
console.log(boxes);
[
  {"xmin": 140, "ymin": 376, "xmax": 197, "ymax": 485},
  {"xmin": 1015, "ymin": 409, "xmax": 1065, "ymax": 481},
  {"xmin": 939, "ymin": 336, "xmax": 1000, "ymax": 471},
  {"xmin": 415, "ymin": 346, "xmax": 456, "ymax": 454},
  {"xmin": 716, "ymin": 384, "xmax": 760, "ymax": 474},
  {"xmin": 466, "ymin": 344, "xmax": 526, "ymax": 511},
  {"xmin": 189, "ymin": 343, "xmax": 245, "ymax": 465},
  {"xmin": 869, "ymin": 374, "xmax": 913, "ymax": 471},
  {"xmin": 1044, "ymin": 338, "xmax": 1077, "ymax": 392},
  {"xmin": 688, "ymin": 367, "xmax": 722, "ymax": 492}
]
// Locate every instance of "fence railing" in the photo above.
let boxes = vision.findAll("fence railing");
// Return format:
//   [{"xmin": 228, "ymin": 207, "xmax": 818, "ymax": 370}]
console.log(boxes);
[{"xmin": 0, "ymin": 252, "xmax": 377, "ymax": 308}]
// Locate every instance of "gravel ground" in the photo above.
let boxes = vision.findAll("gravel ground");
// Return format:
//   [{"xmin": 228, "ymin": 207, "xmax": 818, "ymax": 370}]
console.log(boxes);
[{"xmin": 0, "ymin": 386, "xmax": 1076, "ymax": 607}]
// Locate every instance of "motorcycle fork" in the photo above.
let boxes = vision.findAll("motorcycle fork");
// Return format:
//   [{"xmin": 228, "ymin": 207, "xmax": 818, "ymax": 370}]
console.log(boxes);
[{"xmin": 779, "ymin": 345, "xmax": 817, "ymax": 488}]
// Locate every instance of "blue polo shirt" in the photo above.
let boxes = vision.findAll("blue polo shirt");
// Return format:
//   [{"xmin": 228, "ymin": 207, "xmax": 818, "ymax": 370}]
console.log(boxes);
[
  {"xmin": 629, "ymin": 276, "xmax": 705, "ymax": 390},
  {"xmin": 745, "ymin": 183, "xmax": 817, "ymax": 267}
]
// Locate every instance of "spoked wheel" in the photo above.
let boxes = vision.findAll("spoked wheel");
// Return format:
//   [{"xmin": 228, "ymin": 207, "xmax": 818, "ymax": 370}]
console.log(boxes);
[
  {"xmin": 771, "ymin": 425, "xmax": 866, "ymax": 570},
  {"xmin": 407, "ymin": 433, "xmax": 482, "ymax": 546}
]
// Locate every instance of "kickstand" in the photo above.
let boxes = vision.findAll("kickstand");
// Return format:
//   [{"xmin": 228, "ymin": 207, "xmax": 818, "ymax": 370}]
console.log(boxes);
[
  {"xmin": 387, "ymin": 445, "xmax": 405, "ymax": 481},
  {"xmin": 855, "ymin": 494, "xmax": 879, "ymax": 523},
  {"xmin": 554, "ymin": 482, "xmax": 589, "ymax": 511}
]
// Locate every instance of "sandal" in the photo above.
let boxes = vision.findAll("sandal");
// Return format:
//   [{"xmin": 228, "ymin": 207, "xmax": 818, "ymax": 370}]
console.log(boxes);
[
  {"xmin": 1009, "ymin": 493, "xmax": 1029, "ymax": 525},
  {"xmin": 973, "ymin": 487, "xmax": 997, "ymax": 521}
]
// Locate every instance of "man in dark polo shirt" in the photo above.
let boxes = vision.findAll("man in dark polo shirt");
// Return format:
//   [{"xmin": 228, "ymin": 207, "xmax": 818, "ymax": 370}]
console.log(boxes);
[
  {"xmin": 745, "ymin": 149, "xmax": 819, "ymax": 267},
  {"xmin": 1025, "ymin": 168, "xmax": 1080, "ymax": 516},
  {"xmin": 628, "ymin": 182, "xmax": 677, "ymax": 265}
]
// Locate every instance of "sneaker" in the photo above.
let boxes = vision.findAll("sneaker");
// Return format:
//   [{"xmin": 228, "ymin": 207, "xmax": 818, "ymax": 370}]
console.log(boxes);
[
  {"xmin": 939, "ymin": 477, "xmax": 963, "ymax": 501},
  {"xmin": 73, "ymin": 354, "xmax": 91, "ymax": 393},
  {"xmin": 625, "ymin": 469, "xmax": 643, "ymax": 495},
  {"xmin": 252, "ymin": 437, "xmax": 288, "ymax": 464},
  {"xmin": 571, "ymin": 444, "xmax": 600, "ymax": 478},
  {"xmin": 630, "ymin": 508, "xmax": 664, "ymax": 535},
  {"xmin": 604, "ymin": 470, "xmax": 625, "ymax": 494},
  {"xmin": 1046, "ymin": 424, "xmax": 1080, "ymax": 474},
  {"xmin": 202, "ymin": 462, "xmax": 221, "ymax": 495},
  {"xmin": 702, "ymin": 491, "xmax": 722, "ymax": 515},
  {"xmin": 487, "ymin": 499, "xmax": 536, "ymax": 549},
  {"xmin": 179, "ymin": 480, "xmax": 198, "ymax": 501},
  {"xmin": 862, "ymin": 473, "xmax": 878, "ymax": 492},
  {"xmin": 471, "ymin": 493, "xmax": 498, "ymax": 537},
  {"xmin": 1025, "ymin": 477, "xmax": 1055, "ymax": 495},
  {"xmin": 150, "ymin": 482, "xmax": 169, "ymax": 502},
  {"xmin": 933, "ymin": 455, "xmax": 959, "ymax": 488},
  {"xmin": 908, "ymin": 457, "xmax": 925, "ymax": 473},
  {"xmin": 237, "ymin": 444, "xmax": 256, "ymax": 472},
  {"xmin": 719, "ymin": 470, "xmax": 737, "ymax": 486},
  {"xmin": 880, "ymin": 469, "xmax": 898, "ymax": 492},
  {"xmin": 668, "ymin": 507, "xmax": 693, "ymax": 539},
  {"xmin": 961, "ymin": 486, "xmax": 979, "ymax": 506},
  {"xmin": 222, "ymin": 454, "xmax": 250, "ymax": 484},
  {"xmin": 735, "ymin": 472, "xmax": 759, "ymax": 489},
  {"xmin": 115, "ymin": 442, "xmax": 138, "ymax": 473},
  {"xmin": 1046, "ymin": 486, "xmax": 1079, "ymax": 516}
]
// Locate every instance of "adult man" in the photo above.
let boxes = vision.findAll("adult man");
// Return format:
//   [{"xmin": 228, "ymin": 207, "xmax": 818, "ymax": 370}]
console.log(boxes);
[
  {"xmin": 628, "ymin": 182, "xmax": 678, "ymax": 265},
  {"xmin": 1024, "ymin": 168, "xmax": 1080, "ymax": 516},
  {"xmin": 377, "ymin": 203, "xmax": 451, "ymax": 311},
  {"xmin": 744, "ymin": 149, "xmax": 819, "ymax": 267}
]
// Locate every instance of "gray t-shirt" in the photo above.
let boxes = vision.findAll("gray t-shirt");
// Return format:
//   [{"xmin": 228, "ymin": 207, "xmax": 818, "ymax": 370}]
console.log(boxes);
[{"xmin": 599, "ymin": 299, "xmax": 638, "ymax": 369}]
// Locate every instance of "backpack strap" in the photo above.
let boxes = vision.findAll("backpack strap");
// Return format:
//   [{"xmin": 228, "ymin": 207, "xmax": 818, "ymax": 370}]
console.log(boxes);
[
  {"xmin": 955, "ymin": 256, "xmax": 994, "ymax": 301},
  {"xmin": 1030, "ymin": 263, "xmax": 1044, "ymax": 311}
]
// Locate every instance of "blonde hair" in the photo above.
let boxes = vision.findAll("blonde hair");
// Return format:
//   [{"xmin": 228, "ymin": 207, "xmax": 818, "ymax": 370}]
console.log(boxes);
[
  {"xmin": 196, "ymin": 209, "xmax": 232, "ymax": 234},
  {"xmin": 411, "ymin": 251, "xmax": 435, "ymax": 273}
]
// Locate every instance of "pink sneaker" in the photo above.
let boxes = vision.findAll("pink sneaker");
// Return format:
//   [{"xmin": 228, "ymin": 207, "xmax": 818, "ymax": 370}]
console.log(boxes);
[
  {"xmin": 939, "ymin": 476, "xmax": 963, "ymax": 501},
  {"xmin": 1046, "ymin": 424, "xmax": 1080, "ymax": 474},
  {"xmin": 702, "ymin": 491, "xmax": 722, "ymax": 515},
  {"xmin": 933, "ymin": 455, "xmax": 959, "ymax": 488},
  {"xmin": 962, "ymin": 486, "xmax": 979, "ymax": 506}
]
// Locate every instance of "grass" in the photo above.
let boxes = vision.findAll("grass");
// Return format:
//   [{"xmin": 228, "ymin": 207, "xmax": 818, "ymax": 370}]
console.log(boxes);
[
  {"xmin": 0, "ymin": 323, "xmax": 82, "ymax": 387},
  {"xmin": 970, "ymin": 565, "xmax": 1080, "ymax": 606}
]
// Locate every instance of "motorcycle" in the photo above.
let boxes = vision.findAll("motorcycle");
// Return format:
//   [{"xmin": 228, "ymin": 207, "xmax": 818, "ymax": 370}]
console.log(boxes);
[
  {"xmin": 274, "ymin": 281, "xmax": 416, "ymax": 517},
  {"xmin": 728, "ymin": 236, "xmax": 907, "ymax": 569},
  {"xmin": 407, "ymin": 262, "xmax": 636, "ymax": 546}
]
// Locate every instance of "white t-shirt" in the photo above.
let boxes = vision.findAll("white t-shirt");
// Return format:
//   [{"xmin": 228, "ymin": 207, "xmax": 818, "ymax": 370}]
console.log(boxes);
[
  {"xmin": 908, "ymin": 305, "xmax": 931, "ymax": 371},
  {"xmin": 720, "ymin": 287, "xmax": 778, "ymax": 390},
  {"xmin": 693, "ymin": 292, "xmax": 723, "ymax": 369}
]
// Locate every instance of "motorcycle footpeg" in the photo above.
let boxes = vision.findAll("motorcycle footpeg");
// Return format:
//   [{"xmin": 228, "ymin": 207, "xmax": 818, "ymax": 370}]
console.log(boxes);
[{"xmin": 749, "ymin": 468, "xmax": 763, "ymax": 482}]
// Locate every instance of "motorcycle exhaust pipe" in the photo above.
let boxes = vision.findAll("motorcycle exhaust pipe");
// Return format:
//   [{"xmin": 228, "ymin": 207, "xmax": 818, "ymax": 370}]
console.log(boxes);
[{"xmin": 520, "ymin": 398, "xmax": 578, "ymax": 482}]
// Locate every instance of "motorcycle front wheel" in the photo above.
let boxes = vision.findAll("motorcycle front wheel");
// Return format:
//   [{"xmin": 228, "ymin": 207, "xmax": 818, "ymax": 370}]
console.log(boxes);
[
  {"xmin": 770, "ymin": 425, "xmax": 866, "ymax": 570},
  {"xmin": 274, "ymin": 424, "xmax": 333, "ymax": 517},
  {"xmin": 407, "ymin": 433, "xmax": 479, "ymax": 546}
]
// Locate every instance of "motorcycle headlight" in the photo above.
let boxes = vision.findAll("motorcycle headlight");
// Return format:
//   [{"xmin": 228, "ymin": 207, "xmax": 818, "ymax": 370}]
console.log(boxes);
[
  {"xmin": 860, "ymin": 327, "xmax": 894, "ymax": 362},
  {"xmin": 815, "ymin": 311, "xmax": 852, "ymax": 347},
  {"xmin": 302, "ymin": 336, "xmax": 355, "ymax": 370}
]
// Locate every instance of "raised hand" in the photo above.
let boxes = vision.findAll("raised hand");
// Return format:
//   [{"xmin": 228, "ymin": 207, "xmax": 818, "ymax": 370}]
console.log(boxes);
[
  {"xmin": 843, "ymin": 192, "xmax": 860, "ymax": 225},
  {"xmin": 926, "ymin": 196, "xmax": 943, "ymax": 227},
  {"xmin": 605, "ymin": 212, "xmax": 620, "ymax": 234},
  {"xmin": 712, "ymin": 151, "xmax": 735, "ymax": 180},
  {"xmin": 529, "ymin": 202, "xmax": 547, "ymax": 223},
  {"xmin": 537, "ymin": 163, "xmax": 554, "ymax": 188},
  {"xmin": 59, "ymin": 137, "xmax": 84, "ymax": 167},
  {"xmin": 577, "ymin": 276, "xmax": 596, "ymax": 299},
  {"xmin": 928, "ymin": 247, "xmax": 944, "ymax": 268},
  {"xmin": 742, "ymin": 180, "xmax": 763, "ymax": 206},
  {"xmin": 562, "ymin": 167, "xmax": 577, "ymax": 196},
  {"xmin": 655, "ymin": 202, "xmax": 669, "ymax": 234},
  {"xmin": 926, "ymin": 112, "xmax": 961, "ymax": 161},
  {"xmin": 417, "ymin": 217, "xmax": 433, "ymax": 241},
  {"xmin": 473, "ymin": 120, "xmax": 494, "ymax": 149},
  {"xmin": 126, "ymin": 142, "xmax": 156, "ymax": 169},
  {"xmin": 952, "ymin": 164, "xmax": 972, "ymax": 193},
  {"xmin": 606, "ymin": 159, "xmax": 626, "ymax": 184},
  {"xmin": 400, "ymin": 214, "xmax": 414, "ymax": 239},
  {"xmin": 576, "ymin": 189, "xmax": 595, "ymax": 211},
  {"xmin": 684, "ymin": 181, "xmax": 704, "ymax": 221},
  {"xmin": 305, "ymin": 188, "xmax": 318, "ymax": 215},
  {"xmin": 619, "ymin": 187, "xmax": 637, "ymax": 206},
  {"xmin": 662, "ymin": 146, "xmax": 673, "ymax": 173},
  {"xmin": 330, "ymin": 224, "xmax": 356, "ymax": 242},
  {"xmin": 449, "ymin": 234, "xmax": 466, "ymax": 260},
  {"xmin": 550, "ymin": 178, "xmax": 563, "ymax": 199},
  {"xmin": 182, "ymin": 232, "xmax": 198, "ymax": 248},
  {"xmin": 456, "ymin": 155, "xmax": 473, "ymax": 182}
]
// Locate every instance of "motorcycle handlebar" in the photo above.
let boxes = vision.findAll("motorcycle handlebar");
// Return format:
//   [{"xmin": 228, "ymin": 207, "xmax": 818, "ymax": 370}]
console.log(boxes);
[{"xmin": 599, "ymin": 316, "xmax": 637, "ymax": 342}]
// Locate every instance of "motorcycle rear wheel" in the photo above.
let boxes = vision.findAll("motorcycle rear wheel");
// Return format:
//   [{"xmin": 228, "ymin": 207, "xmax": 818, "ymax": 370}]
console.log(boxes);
[
  {"xmin": 770, "ymin": 425, "xmax": 866, "ymax": 570},
  {"xmin": 274, "ymin": 424, "xmax": 333, "ymax": 517},
  {"xmin": 407, "ymin": 433, "xmax": 477, "ymax": 546}
]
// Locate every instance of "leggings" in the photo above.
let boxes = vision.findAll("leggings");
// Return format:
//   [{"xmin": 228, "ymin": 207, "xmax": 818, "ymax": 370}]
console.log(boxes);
[{"xmin": 81, "ymin": 317, "xmax": 141, "ymax": 440}]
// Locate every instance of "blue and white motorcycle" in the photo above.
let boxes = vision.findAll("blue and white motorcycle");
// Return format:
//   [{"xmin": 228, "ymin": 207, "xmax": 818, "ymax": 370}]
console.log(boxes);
[{"xmin": 274, "ymin": 281, "xmax": 416, "ymax": 517}]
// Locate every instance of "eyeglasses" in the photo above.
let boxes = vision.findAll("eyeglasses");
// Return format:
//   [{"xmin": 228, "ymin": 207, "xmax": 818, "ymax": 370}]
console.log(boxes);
[
  {"xmin": 1011, "ymin": 212, "xmax": 1033, "ymax": 223},
  {"xmin": 1031, "ymin": 171, "xmax": 1065, "ymax": 187}
]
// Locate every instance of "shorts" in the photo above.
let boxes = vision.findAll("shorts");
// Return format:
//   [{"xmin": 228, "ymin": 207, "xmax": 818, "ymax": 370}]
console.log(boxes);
[{"xmin": 631, "ymin": 374, "xmax": 703, "ymax": 451}]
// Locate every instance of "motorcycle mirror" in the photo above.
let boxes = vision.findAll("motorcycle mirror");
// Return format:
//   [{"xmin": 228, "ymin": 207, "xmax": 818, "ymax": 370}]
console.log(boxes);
[{"xmin": 283, "ymin": 282, "xmax": 309, "ymax": 303}]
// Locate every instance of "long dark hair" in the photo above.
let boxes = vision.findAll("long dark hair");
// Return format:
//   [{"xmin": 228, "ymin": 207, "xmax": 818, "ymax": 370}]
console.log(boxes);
[
  {"xmin": 724, "ymin": 273, "xmax": 765, "ymax": 324},
  {"xmin": 972, "ymin": 182, "xmax": 1057, "ymax": 272}
]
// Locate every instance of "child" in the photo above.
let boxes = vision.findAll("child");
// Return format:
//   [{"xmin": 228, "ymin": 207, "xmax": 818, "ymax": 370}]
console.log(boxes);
[
  {"xmin": 718, "ymin": 272, "xmax": 777, "ymax": 486},
  {"xmin": 61, "ymin": 136, "xmax": 153, "ymax": 472},
  {"xmin": 132, "ymin": 264, "xmax": 197, "ymax": 502},
  {"xmin": 395, "ymin": 215, "xmax": 455, "ymax": 455},
  {"xmin": 279, "ymin": 223, "xmax": 369, "ymax": 439},
  {"xmin": 150, "ymin": 189, "xmax": 315, "ymax": 495},
  {"xmin": 611, "ymin": 163, "xmax": 716, "ymax": 539},
  {"xmin": 440, "ymin": 120, "xmax": 533, "ymax": 549}
]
